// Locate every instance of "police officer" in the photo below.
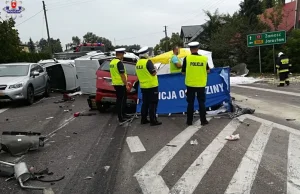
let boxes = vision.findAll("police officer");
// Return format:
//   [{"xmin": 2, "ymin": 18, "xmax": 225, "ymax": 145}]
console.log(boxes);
[
  {"xmin": 182, "ymin": 42, "xmax": 210, "ymax": 126},
  {"xmin": 170, "ymin": 46, "xmax": 182, "ymax": 73},
  {"xmin": 276, "ymin": 52, "xmax": 292, "ymax": 87},
  {"xmin": 136, "ymin": 46, "xmax": 162, "ymax": 126},
  {"xmin": 109, "ymin": 48, "xmax": 130, "ymax": 122}
]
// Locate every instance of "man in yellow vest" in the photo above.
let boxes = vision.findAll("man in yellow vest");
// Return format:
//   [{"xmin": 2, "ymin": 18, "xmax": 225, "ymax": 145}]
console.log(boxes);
[
  {"xmin": 109, "ymin": 48, "xmax": 130, "ymax": 122},
  {"xmin": 182, "ymin": 42, "xmax": 210, "ymax": 126},
  {"xmin": 170, "ymin": 46, "xmax": 182, "ymax": 73},
  {"xmin": 276, "ymin": 52, "xmax": 292, "ymax": 87},
  {"xmin": 136, "ymin": 46, "xmax": 162, "ymax": 126}
]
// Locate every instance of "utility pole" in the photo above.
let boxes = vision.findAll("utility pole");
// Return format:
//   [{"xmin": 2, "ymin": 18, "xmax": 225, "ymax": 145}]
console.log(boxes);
[
  {"xmin": 163, "ymin": 25, "xmax": 168, "ymax": 51},
  {"xmin": 42, "ymin": 1, "xmax": 52, "ymax": 55},
  {"xmin": 296, "ymin": 0, "xmax": 300, "ymax": 29}
]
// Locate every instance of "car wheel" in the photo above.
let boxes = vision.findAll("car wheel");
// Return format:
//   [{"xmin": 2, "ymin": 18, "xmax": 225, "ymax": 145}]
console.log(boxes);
[
  {"xmin": 96, "ymin": 102, "xmax": 109, "ymax": 113},
  {"xmin": 44, "ymin": 82, "xmax": 51, "ymax": 97},
  {"xmin": 26, "ymin": 86, "xmax": 34, "ymax": 105}
]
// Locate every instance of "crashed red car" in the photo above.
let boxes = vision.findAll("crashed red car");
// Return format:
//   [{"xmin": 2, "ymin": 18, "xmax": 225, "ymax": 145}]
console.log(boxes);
[{"xmin": 95, "ymin": 59, "xmax": 138, "ymax": 112}]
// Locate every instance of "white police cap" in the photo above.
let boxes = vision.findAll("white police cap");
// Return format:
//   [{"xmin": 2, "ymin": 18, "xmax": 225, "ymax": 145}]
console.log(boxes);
[
  {"xmin": 188, "ymin": 41, "xmax": 200, "ymax": 47},
  {"xmin": 115, "ymin": 48, "xmax": 126, "ymax": 52},
  {"xmin": 137, "ymin": 46, "xmax": 149, "ymax": 54}
]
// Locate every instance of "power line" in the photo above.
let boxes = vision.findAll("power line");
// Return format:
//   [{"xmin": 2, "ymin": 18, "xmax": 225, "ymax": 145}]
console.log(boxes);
[{"xmin": 15, "ymin": 10, "xmax": 43, "ymax": 27}]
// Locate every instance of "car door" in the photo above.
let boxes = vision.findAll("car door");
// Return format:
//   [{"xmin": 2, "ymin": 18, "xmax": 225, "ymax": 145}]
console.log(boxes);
[
  {"xmin": 35, "ymin": 64, "xmax": 47, "ymax": 91},
  {"xmin": 30, "ymin": 64, "xmax": 43, "ymax": 94}
]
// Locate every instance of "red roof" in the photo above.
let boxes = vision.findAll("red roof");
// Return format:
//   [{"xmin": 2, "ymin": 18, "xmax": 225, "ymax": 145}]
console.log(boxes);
[{"xmin": 259, "ymin": 1, "xmax": 297, "ymax": 31}]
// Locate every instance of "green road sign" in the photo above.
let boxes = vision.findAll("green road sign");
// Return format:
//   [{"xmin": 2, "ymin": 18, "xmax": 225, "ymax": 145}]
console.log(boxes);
[{"xmin": 247, "ymin": 31, "xmax": 286, "ymax": 47}]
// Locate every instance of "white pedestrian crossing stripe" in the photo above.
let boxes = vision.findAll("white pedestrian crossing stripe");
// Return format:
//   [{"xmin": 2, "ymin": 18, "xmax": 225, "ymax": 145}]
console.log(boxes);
[{"xmin": 134, "ymin": 115, "xmax": 300, "ymax": 194}]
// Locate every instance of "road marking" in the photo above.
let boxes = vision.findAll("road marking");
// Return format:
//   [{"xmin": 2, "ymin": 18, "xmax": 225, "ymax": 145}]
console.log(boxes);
[
  {"xmin": 287, "ymin": 134, "xmax": 300, "ymax": 194},
  {"xmin": 170, "ymin": 117, "xmax": 241, "ymax": 194},
  {"xmin": 0, "ymin": 108, "xmax": 8, "ymax": 114},
  {"xmin": 126, "ymin": 136, "xmax": 146, "ymax": 153},
  {"xmin": 134, "ymin": 118, "xmax": 211, "ymax": 194},
  {"xmin": 233, "ymin": 85, "xmax": 300, "ymax": 97},
  {"xmin": 225, "ymin": 124, "xmax": 272, "ymax": 194}
]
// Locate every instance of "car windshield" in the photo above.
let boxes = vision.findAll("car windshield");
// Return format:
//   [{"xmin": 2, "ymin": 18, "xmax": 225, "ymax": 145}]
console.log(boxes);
[
  {"xmin": 0, "ymin": 65, "xmax": 29, "ymax": 77},
  {"xmin": 100, "ymin": 60, "xmax": 136, "ymax": 75}
]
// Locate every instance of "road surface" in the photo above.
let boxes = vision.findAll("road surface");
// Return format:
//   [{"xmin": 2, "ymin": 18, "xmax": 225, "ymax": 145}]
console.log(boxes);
[{"xmin": 0, "ymin": 82, "xmax": 299, "ymax": 194}]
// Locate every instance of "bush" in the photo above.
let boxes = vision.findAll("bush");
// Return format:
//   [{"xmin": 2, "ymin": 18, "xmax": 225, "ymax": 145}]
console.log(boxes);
[
  {"xmin": 0, "ymin": 52, "xmax": 51, "ymax": 64},
  {"xmin": 284, "ymin": 29, "xmax": 300, "ymax": 73}
]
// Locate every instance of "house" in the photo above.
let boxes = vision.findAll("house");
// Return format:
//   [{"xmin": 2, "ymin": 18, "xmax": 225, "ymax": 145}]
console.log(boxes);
[
  {"xmin": 20, "ymin": 44, "xmax": 29, "ymax": 53},
  {"xmin": 259, "ymin": 0, "xmax": 299, "ymax": 32},
  {"xmin": 180, "ymin": 24, "xmax": 206, "ymax": 47}
]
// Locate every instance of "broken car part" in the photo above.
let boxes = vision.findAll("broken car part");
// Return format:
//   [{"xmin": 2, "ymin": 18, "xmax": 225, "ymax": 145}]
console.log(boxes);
[
  {"xmin": 0, "ymin": 161, "xmax": 14, "ymax": 177},
  {"xmin": 1, "ymin": 131, "xmax": 45, "ymax": 156}
]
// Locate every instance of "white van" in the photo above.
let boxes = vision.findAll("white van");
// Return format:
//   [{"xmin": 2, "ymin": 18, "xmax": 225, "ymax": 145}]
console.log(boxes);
[
  {"xmin": 38, "ymin": 59, "xmax": 80, "ymax": 92},
  {"xmin": 75, "ymin": 52, "xmax": 139, "ymax": 95}
]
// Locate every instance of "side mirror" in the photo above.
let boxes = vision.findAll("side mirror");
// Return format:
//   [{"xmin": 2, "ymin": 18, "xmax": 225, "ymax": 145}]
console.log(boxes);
[{"xmin": 31, "ymin": 71, "xmax": 40, "ymax": 77}]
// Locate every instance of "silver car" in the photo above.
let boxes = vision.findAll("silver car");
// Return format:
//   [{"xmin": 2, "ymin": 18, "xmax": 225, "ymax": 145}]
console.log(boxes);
[{"xmin": 0, "ymin": 63, "xmax": 50, "ymax": 105}]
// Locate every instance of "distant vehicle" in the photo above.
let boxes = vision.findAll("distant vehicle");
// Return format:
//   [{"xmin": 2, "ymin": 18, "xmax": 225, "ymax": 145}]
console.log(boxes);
[
  {"xmin": 95, "ymin": 59, "xmax": 138, "ymax": 113},
  {"xmin": 0, "ymin": 63, "xmax": 50, "ymax": 105}
]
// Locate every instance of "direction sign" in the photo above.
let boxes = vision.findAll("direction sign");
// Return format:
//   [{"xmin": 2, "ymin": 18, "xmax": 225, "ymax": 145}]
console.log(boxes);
[{"xmin": 247, "ymin": 31, "xmax": 286, "ymax": 47}]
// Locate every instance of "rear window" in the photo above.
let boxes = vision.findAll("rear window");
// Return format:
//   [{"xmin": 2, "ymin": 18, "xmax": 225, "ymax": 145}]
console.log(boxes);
[{"xmin": 99, "ymin": 60, "xmax": 136, "ymax": 75}]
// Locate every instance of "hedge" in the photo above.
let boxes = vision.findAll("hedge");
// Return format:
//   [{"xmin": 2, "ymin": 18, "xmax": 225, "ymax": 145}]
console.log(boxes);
[{"xmin": 0, "ymin": 52, "xmax": 52, "ymax": 64}]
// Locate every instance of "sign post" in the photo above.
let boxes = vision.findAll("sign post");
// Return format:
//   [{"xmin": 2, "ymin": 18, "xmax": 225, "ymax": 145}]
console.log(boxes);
[{"xmin": 247, "ymin": 30, "xmax": 286, "ymax": 74}]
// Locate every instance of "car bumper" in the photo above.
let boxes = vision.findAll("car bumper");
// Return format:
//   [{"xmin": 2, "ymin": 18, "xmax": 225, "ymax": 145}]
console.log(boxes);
[
  {"xmin": 96, "ymin": 91, "xmax": 137, "ymax": 106},
  {"xmin": 0, "ymin": 88, "xmax": 26, "ymax": 101}
]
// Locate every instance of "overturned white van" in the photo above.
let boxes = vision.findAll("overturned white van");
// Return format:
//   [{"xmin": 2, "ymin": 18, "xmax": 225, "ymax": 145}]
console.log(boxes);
[{"xmin": 38, "ymin": 59, "xmax": 80, "ymax": 92}]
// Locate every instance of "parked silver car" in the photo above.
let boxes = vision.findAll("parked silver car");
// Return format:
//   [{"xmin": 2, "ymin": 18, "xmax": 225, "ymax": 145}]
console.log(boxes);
[{"xmin": 0, "ymin": 63, "xmax": 50, "ymax": 105}]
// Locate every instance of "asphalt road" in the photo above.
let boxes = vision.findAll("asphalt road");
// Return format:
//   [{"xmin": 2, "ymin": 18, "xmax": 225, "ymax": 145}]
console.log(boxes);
[{"xmin": 0, "ymin": 82, "xmax": 299, "ymax": 194}]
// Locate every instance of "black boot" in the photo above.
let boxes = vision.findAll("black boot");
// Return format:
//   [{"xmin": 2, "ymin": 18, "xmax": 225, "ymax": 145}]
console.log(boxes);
[
  {"xmin": 201, "ymin": 120, "xmax": 209, "ymax": 126},
  {"xmin": 141, "ymin": 118, "xmax": 150, "ymax": 124},
  {"xmin": 150, "ymin": 120, "xmax": 162, "ymax": 126}
]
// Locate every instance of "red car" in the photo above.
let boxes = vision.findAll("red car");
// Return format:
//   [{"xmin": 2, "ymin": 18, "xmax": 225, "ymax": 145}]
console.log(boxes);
[{"xmin": 95, "ymin": 58, "xmax": 138, "ymax": 112}]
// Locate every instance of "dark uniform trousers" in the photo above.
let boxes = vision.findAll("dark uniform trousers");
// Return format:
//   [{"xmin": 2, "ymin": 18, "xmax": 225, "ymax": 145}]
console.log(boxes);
[
  {"xmin": 186, "ymin": 86, "xmax": 206, "ymax": 123},
  {"xmin": 141, "ymin": 87, "xmax": 159, "ymax": 122},
  {"xmin": 279, "ymin": 72, "xmax": 290, "ymax": 86},
  {"xmin": 114, "ymin": 85, "xmax": 127, "ymax": 120}
]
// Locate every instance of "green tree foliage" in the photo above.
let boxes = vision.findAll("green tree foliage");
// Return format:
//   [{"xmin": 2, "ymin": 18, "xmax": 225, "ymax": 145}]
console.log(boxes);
[
  {"xmin": 38, "ymin": 38, "xmax": 63, "ymax": 53},
  {"xmin": 28, "ymin": 38, "xmax": 36, "ymax": 53},
  {"xmin": 0, "ymin": 18, "xmax": 21, "ymax": 63},
  {"xmin": 115, "ymin": 44, "xmax": 141, "ymax": 52},
  {"xmin": 153, "ymin": 33, "xmax": 183, "ymax": 55},
  {"xmin": 284, "ymin": 29, "xmax": 300, "ymax": 73},
  {"xmin": 72, "ymin": 36, "xmax": 81, "ymax": 45},
  {"xmin": 83, "ymin": 32, "xmax": 114, "ymax": 51},
  {"xmin": 262, "ymin": 0, "xmax": 284, "ymax": 30}
]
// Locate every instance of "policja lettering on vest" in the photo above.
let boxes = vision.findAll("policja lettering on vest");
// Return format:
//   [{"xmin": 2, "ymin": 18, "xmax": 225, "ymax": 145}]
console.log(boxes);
[
  {"xmin": 182, "ymin": 41, "xmax": 210, "ymax": 126},
  {"xmin": 135, "ymin": 46, "xmax": 162, "ymax": 126},
  {"xmin": 109, "ymin": 48, "xmax": 131, "ymax": 123}
]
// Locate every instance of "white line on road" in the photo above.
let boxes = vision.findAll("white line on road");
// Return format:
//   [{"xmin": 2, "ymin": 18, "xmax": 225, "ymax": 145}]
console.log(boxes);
[
  {"xmin": 0, "ymin": 108, "xmax": 8, "ymax": 114},
  {"xmin": 233, "ymin": 85, "xmax": 300, "ymax": 97},
  {"xmin": 170, "ymin": 117, "xmax": 243, "ymax": 194},
  {"xmin": 134, "ymin": 118, "xmax": 211, "ymax": 194},
  {"xmin": 225, "ymin": 124, "xmax": 273, "ymax": 194},
  {"xmin": 287, "ymin": 134, "xmax": 300, "ymax": 194},
  {"xmin": 126, "ymin": 136, "xmax": 146, "ymax": 153}
]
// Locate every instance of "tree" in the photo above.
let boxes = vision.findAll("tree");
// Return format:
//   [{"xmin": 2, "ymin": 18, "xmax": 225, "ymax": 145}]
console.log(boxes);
[
  {"xmin": 262, "ymin": 0, "xmax": 284, "ymax": 31},
  {"xmin": 82, "ymin": 32, "xmax": 114, "ymax": 51},
  {"xmin": 38, "ymin": 38, "xmax": 63, "ymax": 53},
  {"xmin": 169, "ymin": 33, "xmax": 183, "ymax": 48},
  {"xmin": 239, "ymin": 0, "xmax": 263, "ymax": 25},
  {"xmin": 284, "ymin": 29, "xmax": 300, "ymax": 72},
  {"xmin": 72, "ymin": 36, "xmax": 81, "ymax": 45},
  {"xmin": 83, "ymin": 32, "xmax": 98, "ymax": 43},
  {"xmin": 0, "ymin": 18, "xmax": 21, "ymax": 63},
  {"xmin": 28, "ymin": 38, "xmax": 35, "ymax": 53}
]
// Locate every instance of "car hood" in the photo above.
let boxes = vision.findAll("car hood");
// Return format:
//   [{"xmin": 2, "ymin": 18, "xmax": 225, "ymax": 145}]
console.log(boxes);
[{"xmin": 0, "ymin": 76, "xmax": 28, "ymax": 85}]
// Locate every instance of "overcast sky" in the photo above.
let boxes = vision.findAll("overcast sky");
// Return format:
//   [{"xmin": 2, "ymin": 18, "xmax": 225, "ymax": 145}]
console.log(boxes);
[{"xmin": 1, "ymin": 0, "xmax": 286, "ymax": 49}]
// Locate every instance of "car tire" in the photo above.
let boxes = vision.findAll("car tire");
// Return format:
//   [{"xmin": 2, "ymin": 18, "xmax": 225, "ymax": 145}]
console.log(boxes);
[
  {"xmin": 96, "ymin": 102, "xmax": 109, "ymax": 113},
  {"xmin": 44, "ymin": 82, "xmax": 51, "ymax": 97},
  {"xmin": 26, "ymin": 86, "xmax": 34, "ymax": 105}
]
